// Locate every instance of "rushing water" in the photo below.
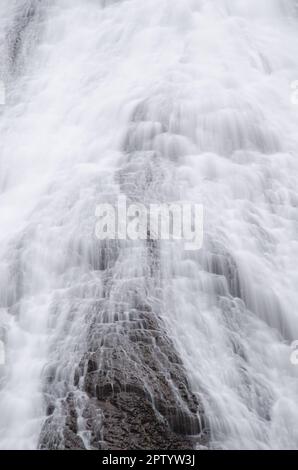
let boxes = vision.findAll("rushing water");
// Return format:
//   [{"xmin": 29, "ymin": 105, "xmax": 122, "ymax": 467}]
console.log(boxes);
[{"xmin": 0, "ymin": 0, "xmax": 298, "ymax": 450}]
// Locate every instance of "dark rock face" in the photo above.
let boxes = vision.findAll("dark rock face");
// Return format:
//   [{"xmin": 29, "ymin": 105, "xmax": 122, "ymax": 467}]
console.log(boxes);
[
  {"xmin": 38, "ymin": 230, "xmax": 208, "ymax": 450},
  {"xmin": 83, "ymin": 307, "xmax": 206, "ymax": 450},
  {"xmin": 100, "ymin": 394, "xmax": 197, "ymax": 450},
  {"xmin": 40, "ymin": 395, "xmax": 87, "ymax": 450},
  {"xmin": 39, "ymin": 287, "xmax": 207, "ymax": 450}
]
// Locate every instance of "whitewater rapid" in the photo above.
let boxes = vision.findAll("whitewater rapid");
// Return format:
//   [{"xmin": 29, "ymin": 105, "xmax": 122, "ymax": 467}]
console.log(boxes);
[{"xmin": 0, "ymin": 0, "xmax": 298, "ymax": 450}]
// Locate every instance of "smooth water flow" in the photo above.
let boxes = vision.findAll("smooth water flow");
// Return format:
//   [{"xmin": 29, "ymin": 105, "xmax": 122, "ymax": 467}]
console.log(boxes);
[{"xmin": 0, "ymin": 0, "xmax": 298, "ymax": 450}]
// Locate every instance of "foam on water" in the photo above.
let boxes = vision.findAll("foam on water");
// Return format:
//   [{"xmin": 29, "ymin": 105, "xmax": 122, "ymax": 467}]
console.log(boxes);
[{"xmin": 0, "ymin": 0, "xmax": 298, "ymax": 449}]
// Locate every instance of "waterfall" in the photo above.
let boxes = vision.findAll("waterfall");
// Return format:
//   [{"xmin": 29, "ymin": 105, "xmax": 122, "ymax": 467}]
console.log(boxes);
[{"xmin": 0, "ymin": 0, "xmax": 298, "ymax": 450}]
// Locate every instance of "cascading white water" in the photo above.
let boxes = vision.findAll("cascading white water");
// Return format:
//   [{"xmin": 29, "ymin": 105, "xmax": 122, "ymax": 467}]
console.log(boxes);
[{"xmin": 0, "ymin": 0, "xmax": 298, "ymax": 450}]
